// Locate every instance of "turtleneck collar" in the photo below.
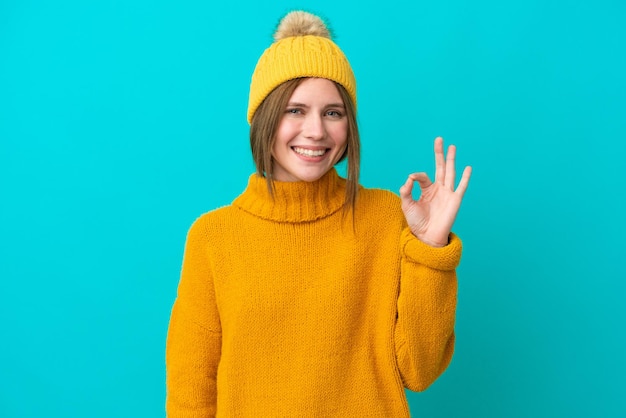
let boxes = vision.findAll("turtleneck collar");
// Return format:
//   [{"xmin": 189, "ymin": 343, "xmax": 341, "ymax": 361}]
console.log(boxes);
[{"xmin": 232, "ymin": 168, "xmax": 347, "ymax": 223}]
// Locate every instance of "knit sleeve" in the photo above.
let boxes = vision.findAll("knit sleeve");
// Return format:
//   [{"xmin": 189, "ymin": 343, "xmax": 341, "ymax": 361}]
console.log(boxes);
[
  {"xmin": 166, "ymin": 216, "xmax": 222, "ymax": 417},
  {"xmin": 394, "ymin": 228, "xmax": 461, "ymax": 392}
]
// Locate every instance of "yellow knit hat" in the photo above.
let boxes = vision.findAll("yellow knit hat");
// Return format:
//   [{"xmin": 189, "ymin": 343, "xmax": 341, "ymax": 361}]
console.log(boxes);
[{"xmin": 247, "ymin": 11, "xmax": 357, "ymax": 124}]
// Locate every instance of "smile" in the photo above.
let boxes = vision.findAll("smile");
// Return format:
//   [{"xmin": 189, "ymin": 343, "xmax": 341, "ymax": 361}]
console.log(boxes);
[{"xmin": 292, "ymin": 147, "xmax": 328, "ymax": 157}]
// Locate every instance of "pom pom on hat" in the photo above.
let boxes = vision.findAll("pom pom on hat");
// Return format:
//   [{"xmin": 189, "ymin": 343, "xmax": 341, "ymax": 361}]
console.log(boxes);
[
  {"xmin": 247, "ymin": 11, "xmax": 356, "ymax": 124},
  {"xmin": 273, "ymin": 11, "xmax": 331, "ymax": 41}
]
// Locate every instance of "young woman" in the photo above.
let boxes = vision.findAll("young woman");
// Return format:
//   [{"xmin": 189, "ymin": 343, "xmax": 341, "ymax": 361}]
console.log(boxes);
[{"xmin": 166, "ymin": 10, "xmax": 472, "ymax": 417}]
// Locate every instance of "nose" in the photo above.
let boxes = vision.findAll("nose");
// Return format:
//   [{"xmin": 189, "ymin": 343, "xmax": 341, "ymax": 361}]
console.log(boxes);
[{"xmin": 302, "ymin": 113, "xmax": 325, "ymax": 140}]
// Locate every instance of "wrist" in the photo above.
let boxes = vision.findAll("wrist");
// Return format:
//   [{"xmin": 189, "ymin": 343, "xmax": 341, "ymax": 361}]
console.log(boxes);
[{"xmin": 413, "ymin": 233, "xmax": 448, "ymax": 248}]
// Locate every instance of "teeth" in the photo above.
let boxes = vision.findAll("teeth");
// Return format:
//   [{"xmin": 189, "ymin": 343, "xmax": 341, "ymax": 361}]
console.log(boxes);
[{"xmin": 293, "ymin": 147, "xmax": 326, "ymax": 157}]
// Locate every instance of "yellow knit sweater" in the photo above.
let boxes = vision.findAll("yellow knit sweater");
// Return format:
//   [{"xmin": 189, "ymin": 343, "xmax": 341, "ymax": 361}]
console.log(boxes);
[{"xmin": 166, "ymin": 168, "xmax": 461, "ymax": 417}]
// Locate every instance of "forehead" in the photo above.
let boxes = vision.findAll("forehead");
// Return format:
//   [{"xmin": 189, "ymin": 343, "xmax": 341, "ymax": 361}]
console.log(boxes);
[{"xmin": 288, "ymin": 78, "xmax": 343, "ymax": 104}]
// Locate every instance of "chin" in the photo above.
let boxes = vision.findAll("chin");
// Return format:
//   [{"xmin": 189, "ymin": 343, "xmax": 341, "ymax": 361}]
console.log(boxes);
[
  {"xmin": 272, "ymin": 159, "xmax": 337, "ymax": 182},
  {"xmin": 291, "ymin": 173, "xmax": 323, "ymax": 182},
  {"xmin": 291, "ymin": 168, "xmax": 330, "ymax": 182}
]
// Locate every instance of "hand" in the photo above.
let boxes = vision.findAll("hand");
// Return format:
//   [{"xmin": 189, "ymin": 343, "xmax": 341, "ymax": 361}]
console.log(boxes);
[{"xmin": 399, "ymin": 137, "xmax": 472, "ymax": 247}]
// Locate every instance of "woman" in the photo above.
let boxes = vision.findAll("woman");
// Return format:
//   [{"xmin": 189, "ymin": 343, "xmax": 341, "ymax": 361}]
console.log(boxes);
[{"xmin": 166, "ymin": 10, "xmax": 472, "ymax": 417}]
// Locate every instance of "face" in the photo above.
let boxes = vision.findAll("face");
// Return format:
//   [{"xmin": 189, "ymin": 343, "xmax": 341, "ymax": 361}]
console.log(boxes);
[{"xmin": 271, "ymin": 78, "xmax": 348, "ymax": 182}]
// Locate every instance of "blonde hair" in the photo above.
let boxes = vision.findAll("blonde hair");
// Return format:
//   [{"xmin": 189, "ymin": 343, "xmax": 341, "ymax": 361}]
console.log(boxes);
[{"xmin": 249, "ymin": 78, "xmax": 360, "ymax": 213}]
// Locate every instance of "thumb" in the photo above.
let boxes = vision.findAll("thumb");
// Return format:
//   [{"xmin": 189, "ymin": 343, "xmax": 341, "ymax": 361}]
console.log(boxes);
[
  {"xmin": 399, "ymin": 175, "xmax": 415, "ymax": 201},
  {"xmin": 400, "ymin": 173, "xmax": 432, "ymax": 203},
  {"xmin": 409, "ymin": 172, "xmax": 433, "ymax": 190}
]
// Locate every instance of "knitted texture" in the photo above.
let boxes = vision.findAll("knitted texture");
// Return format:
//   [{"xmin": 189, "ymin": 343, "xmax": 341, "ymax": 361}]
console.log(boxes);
[
  {"xmin": 166, "ymin": 169, "xmax": 462, "ymax": 417},
  {"xmin": 247, "ymin": 33, "xmax": 356, "ymax": 124}
]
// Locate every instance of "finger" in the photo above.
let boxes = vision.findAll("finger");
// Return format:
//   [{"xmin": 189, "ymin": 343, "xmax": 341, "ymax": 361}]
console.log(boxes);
[
  {"xmin": 410, "ymin": 172, "xmax": 433, "ymax": 191},
  {"xmin": 399, "ymin": 175, "xmax": 415, "ymax": 201},
  {"xmin": 399, "ymin": 173, "xmax": 433, "ymax": 202},
  {"xmin": 445, "ymin": 144, "xmax": 456, "ymax": 190},
  {"xmin": 434, "ymin": 137, "xmax": 445, "ymax": 184},
  {"xmin": 454, "ymin": 166, "xmax": 472, "ymax": 196}
]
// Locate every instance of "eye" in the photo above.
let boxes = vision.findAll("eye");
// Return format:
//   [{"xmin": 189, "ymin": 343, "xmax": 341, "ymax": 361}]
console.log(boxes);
[
  {"xmin": 286, "ymin": 108, "xmax": 303, "ymax": 115},
  {"xmin": 325, "ymin": 110, "xmax": 344, "ymax": 118}
]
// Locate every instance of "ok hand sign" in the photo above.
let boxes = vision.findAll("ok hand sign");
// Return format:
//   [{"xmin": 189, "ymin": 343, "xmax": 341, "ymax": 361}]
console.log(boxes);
[{"xmin": 399, "ymin": 137, "xmax": 472, "ymax": 247}]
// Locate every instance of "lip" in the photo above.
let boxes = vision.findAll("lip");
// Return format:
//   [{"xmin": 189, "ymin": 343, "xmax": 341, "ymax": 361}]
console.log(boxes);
[
  {"xmin": 291, "ymin": 146, "xmax": 330, "ymax": 161},
  {"xmin": 291, "ymin": 145, "xmax": 328, "ymax": 151}
]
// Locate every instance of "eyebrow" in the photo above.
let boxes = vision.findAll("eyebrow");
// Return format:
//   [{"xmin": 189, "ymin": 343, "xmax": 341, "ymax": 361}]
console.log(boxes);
[{"xmin": 287, "ymin": 102, "xmax": 345, "ymax": 108}]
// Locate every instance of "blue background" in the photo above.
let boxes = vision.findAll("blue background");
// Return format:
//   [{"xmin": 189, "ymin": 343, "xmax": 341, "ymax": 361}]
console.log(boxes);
[{"xmin": 1, "ymin": 0, "xmax": 624, "ymax": 416}]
